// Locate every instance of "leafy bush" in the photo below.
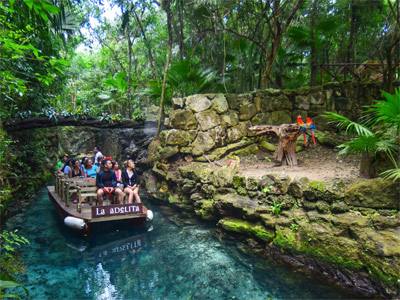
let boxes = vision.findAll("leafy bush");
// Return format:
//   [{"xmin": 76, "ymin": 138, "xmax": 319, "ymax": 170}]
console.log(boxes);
[
  {"xmin": 324, "ymin": 89, "xmax": 400, "ymax": 180},
  {"xmin": 271, "ymin": 200, "xmax": 283, "ymax": 215}
]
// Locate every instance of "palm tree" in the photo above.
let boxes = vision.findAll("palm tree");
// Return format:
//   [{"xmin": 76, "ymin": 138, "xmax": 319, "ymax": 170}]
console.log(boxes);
[{"xmin": 324, "ymin": 88, "xmax": 400, "ymax": 179}]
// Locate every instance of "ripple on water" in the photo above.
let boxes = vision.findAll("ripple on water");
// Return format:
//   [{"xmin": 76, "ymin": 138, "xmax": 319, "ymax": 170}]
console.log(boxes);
[{"xmin": 6, "ymin": 188, "xmax": 354, "ymax": 300}]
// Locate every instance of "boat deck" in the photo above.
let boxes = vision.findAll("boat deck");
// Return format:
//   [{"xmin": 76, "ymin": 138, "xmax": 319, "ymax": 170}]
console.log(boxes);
[{"xmin": 47, "ymin": 186, "xmax": 147, "ymax": 223}]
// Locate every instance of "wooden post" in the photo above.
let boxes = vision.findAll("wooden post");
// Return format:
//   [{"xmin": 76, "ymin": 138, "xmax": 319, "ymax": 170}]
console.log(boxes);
[{"xmin": 249, "ymin": 124, "xmax": 301, "ymax": 167}]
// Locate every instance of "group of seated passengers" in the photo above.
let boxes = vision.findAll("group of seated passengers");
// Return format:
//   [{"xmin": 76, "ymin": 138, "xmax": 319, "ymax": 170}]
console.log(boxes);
[
  {"xmin": 96, "ymin": 159, "xmax": 140, "ymax": 205},
  {"xmin": 56, "ymin": 147, "xmax": 141, "ymax": 204}
]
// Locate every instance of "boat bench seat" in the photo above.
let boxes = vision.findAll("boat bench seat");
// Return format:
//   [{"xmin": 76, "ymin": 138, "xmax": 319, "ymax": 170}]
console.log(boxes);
[{"xmin": 77, "ymin": 186, "xmax": 97, "ymax": 213}]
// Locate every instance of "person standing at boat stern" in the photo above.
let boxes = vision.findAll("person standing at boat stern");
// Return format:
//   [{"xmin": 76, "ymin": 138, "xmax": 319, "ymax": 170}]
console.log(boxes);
[
  {"xmin": 122, "ymin": 159, "xmax": 141, "ymax": 204},
  {"xmin": 96, "ymin": 159, "xmax": 124, "ymax": 205}
]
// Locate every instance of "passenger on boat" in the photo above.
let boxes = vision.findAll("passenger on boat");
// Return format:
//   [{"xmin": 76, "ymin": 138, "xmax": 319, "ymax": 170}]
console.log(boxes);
[
  {"xmin": 96, "ymin": 159, "xmax": 124, "ymax": 205},
  {"xmin": 80, "ymin": 156, "xmax": 88, "ymax": 173},
  {"xmin": 122, "ymin": 159, "xmax": 141, "ymax": 204},
  {"xmin": 84, "ymin": 158, "xmax": 98, "ymax": 178},
  {"xmin": 56, "ymin": 154, "xmax": 69, "ymax": 173},
  {"xmin": 93, "ymin": 146, "xmax": 103, "ymax": 166},
  {"xmin": 62, "ymin": 158, "xmax": 73, "ymax": 175},
  {"xmin": 69, "ymin": 159, "xmax": 85, "ymax": 178},
  {"xmin": 112, "ymin": 161, "xmax": 123, "ymax": 188}
]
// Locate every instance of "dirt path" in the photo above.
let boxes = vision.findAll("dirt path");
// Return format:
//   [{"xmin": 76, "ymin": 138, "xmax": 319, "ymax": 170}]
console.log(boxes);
[{"xmin": 238, "ymin": 145, "xmax": 360, "ymax": 182}]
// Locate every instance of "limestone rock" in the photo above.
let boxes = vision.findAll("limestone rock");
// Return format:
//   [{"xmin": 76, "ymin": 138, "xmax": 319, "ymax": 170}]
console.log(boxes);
[
  {"xmin": 239, "ymin": 103, "xmax": 257, "ymax": 121},
  {"xmin": 265, "ymin": 111, "xmax": 292, "ymax": 125},
  {"xmin": 226, "ymin": 122, "xmax": 248, "ymax": 143},
  {"xmin": 178, "ymin": 162, "xmax": 214, "ymax": 183},
  {"xmin": 352, "ymin": 227, "xmax": 400, "ymax": 257},
  {"xmin": 218, "ymin": 218, "xmax": 274, "ymax": 242},
  {"xmin": 295, "ymin": 95, "xmax": 310, "ymax": 110},
  {"xmin": 195, "ymin": 109, "xmax": 221, "ymax": 131},
  {"xmin": 345, "ymin": 178, "xmax": 400, "ymax": 209},
  {"xmin": 261, "ymin": 94, "xmax": 291, "ymax": 112},
  {"xmin": 214, "ymin": 193, "xmax": 261, "ymax": 219},
  {"xmin": 209, "ymin": 126, "xmax": 227, "ymax": 147},
  {"xmin": 147, "ymin": 138, "xmax": 161, "ymax": 162},
  {"xmin": 314, "ymin": 131, "xmax": 341, "ymax": 148},
  {"xmin": 186, "ymin": 94, "xmax": 212, "ymax": 112},
  {"xmin": 172, "ymin": 97, "xmax": 185, "ymax": 109},
  {"xmin": 225, "ymin": 94, "xmax": 240, "ymax": 110},
  {"xmin": 194, "ymin": 199, "xmax": 216, "ymax": 221},
  {"xmin": 211, "ymin": 94, "xmax": 229, "ymax": 114},
  {"xmin": 221, "ymin": 110, "xmax": 239, "ymax": 127},
  {"xmin": 160, "ymin": 129, "xmax": 193, "ymax": 146},
  {"xmin": 194, "ymin": 139, "xmax": 253, "ymax": 162},
  {"xmin": 170, "ymin": 109, "xmax": 197, "ymax": 130},
  {"xmin": 191, "ymin": 131, "xmax": 216, "ymax": 155},
  {"xmin": 287, "ymin": 177, "xmax": 309, "ymax": 198}
]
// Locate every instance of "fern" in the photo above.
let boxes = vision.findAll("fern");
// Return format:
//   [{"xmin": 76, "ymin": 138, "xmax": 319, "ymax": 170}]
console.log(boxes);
[
  {"xmin": 381, "ymin": 168, "xmax": 400, "ymax": 182},
  {"xmin": 323, "ymin": 112, "xmax": 373, "ymax": 136}
]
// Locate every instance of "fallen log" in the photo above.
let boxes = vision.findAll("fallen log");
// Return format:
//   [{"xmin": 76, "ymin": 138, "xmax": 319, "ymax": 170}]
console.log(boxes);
[{"xmin": 249, "ymin": 124, "xmax": 301, "ymax": 167}]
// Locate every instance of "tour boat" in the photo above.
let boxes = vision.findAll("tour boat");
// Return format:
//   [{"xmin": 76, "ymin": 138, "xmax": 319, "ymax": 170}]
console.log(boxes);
[{"xmin": 47, "ymin": 175, "xmax": 153, "ymax": 235}]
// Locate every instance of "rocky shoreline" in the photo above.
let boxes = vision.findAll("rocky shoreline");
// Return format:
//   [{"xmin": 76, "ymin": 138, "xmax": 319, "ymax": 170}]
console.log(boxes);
[{"xmin": 143, "ymin": 161, "xmax": 399, "ymax": 297}]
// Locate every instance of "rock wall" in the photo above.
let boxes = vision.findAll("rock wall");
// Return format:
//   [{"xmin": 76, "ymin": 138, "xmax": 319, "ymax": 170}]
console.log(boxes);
[
  {"xmin": 148, "ymin": 82, "xmax": 383, "ymax": 162},
  {"xmin": 143, "ymin": 162, "xmax": 400, "ymax": 297},
  {"xmin": 56, "ymin": 123, "xmax": 156, "ymax": 164}
]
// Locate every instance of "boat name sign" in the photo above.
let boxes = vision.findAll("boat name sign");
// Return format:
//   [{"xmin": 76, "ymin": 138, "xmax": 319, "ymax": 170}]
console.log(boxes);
[{"xmin": 92, "ymin": 203, "xmax": 143, "ymax": 218}]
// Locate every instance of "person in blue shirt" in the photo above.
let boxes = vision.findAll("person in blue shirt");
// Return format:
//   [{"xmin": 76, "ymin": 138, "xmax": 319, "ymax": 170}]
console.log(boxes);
[
  {"xmin": 96, "ymin": 159, "xmax": 124, "ymax": 205},
  {"xmin": 62, "ymin": 158, "xmax": 73, "ymax": 175},
  {"xmin": 84, "ymin": 158, "xmax": 98, "ymax": 178}
]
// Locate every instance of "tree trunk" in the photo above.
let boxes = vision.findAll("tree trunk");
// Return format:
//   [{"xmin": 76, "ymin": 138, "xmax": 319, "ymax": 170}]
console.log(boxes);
[
  {"xmin": 157, "ymin": 0, "xmax": 173, "ymax": 137},
  {"xmin": 347, "ymin": 0, "xmax": 357, "ymax": 79},
  {"xmin": 126, "ymin": 9, "xmax": 133, "ymax": 117},
  {"xmin": 132, "ymin": 9, "xmax": 157, "ymax": 79},
  {"xmin": 249, "ymin": 124, "xmax": 301, "ymax": 167},
  {"xmin": 310, "ymin": 0, "xmax": 318, "ymax": 86},
  {"xmin": 177, "ymin": 0, "xmax": 185, "ymax": 60},
  {"xmin": 359, "ymin": 153, "xmax": 377, "ymax": 178}
]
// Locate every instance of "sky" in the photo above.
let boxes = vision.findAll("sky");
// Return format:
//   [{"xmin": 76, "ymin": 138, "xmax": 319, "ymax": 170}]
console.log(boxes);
[{"xmin": 76, "ymin": 0, "xmax": 120, "ymax": 53}]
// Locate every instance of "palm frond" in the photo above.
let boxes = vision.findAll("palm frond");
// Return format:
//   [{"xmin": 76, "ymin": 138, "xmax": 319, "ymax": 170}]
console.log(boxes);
[
  {"xmin": 381, "ymin": 168, "xmax": 400, "ymax": 182},
  {"xmin": 368, "ymin": 88, "xmax": 400, "ymax": 129},
  {"xmin": 323, "ymin": 112, "xmax": 373, "ymax": 136},
  {"xmin": 337, "ymin": 135, "xmax": 379, "ymax": 155}
]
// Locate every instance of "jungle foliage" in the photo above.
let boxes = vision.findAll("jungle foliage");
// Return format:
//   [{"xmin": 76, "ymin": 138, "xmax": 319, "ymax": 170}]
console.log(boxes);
[{"xmin": 325, "ymin": 88, "xmax": 400, "ymax": 179}]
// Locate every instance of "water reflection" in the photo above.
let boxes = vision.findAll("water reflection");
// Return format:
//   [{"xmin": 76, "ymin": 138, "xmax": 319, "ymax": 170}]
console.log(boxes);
[{"xmin": 6, "ymin": 188, "xmax": 355, "ymax": 299}]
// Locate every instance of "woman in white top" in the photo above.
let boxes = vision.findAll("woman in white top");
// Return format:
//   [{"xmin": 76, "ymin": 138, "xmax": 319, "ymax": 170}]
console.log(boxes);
[{"xmin": 122, "ymin": 159, "xmax": 141, "ymax": 204}]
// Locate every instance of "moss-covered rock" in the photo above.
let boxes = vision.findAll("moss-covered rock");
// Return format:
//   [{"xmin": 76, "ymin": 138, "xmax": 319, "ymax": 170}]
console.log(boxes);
[
  {"xmin": 194, "ymin": 139, "xmax": 253, "ymax": 162},
  {"xmin": 239, "ymin": 103, "xmax": 257, "ymax": 121},
  {"xmin": 195, "ymin": 109, "xmax": 221, "ymax": 131},
  {"xmin": 218, "ymin": 218, "xmax": 274, "ymax": 242},
  {"xmin": 259, "ymin": 139, "xmax": 276, "ymax": 152},
  {"xmin": 287, "ymin": 177, "xmax": 309, "ymax": 198},
  {"xmin": 169, "ymin": 109, "xmax": 198, "ymax": 130},
  {"xmin": 194, "ymin": 199, "xmax": 216, "ymax": 221},
  {"xmin": 160, "ymin": 129, "xmax": 194, "ymax": 146},
  {"xmin": 265, "ymin": 110, "xmax": 292, "ymax": 125},
  {"xmin": 261, "ymin": 94, "xmax": 292, "ymax": 111},
  {"xmin": 211, "ymin": 94, "xmax": 229, "ymax": 113},
  {"xmin": 221, "ymin": 110, "xmax": 239, "ymax": 127},
  {"xmin": 345, "ymin": 178, "xmax": 400, "ymax": 209},
  {"xmin": 231, "ymin": 144, "xmax": 259, "ymax": 156},
  {"xmin": 226, "ymin": 122, "xmax": 248, "ymax": 143},
  {"xmin": 314, "ymin": 131, "xmax": 341, "ymax": 147},
  {"xmin": 191, "ymin": 131, "xmax": 216, "ymax": 155},
  {"xmin": 186, "ymin": 94, "xmax": 212, "ymax": 112}
]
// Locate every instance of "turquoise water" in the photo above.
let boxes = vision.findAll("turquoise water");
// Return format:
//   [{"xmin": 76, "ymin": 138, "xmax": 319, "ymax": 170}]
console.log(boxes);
[{"xmin": 6, "ymin": 188, "xmax": 355, "ymax": 299}]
